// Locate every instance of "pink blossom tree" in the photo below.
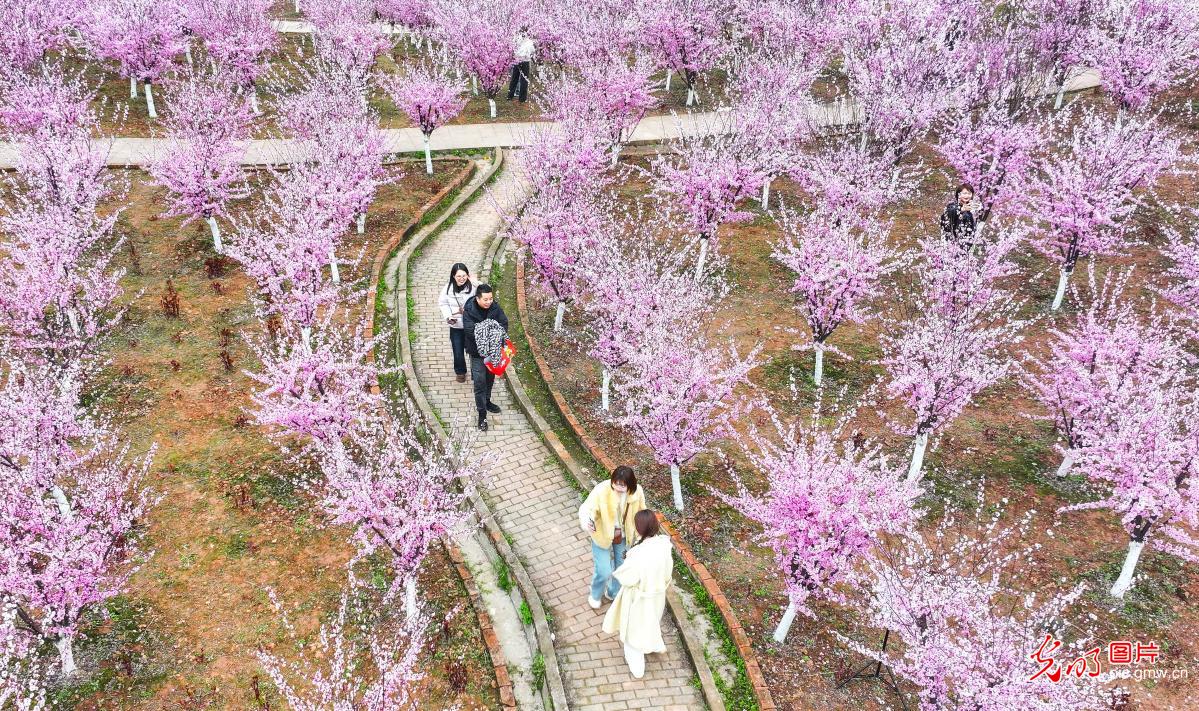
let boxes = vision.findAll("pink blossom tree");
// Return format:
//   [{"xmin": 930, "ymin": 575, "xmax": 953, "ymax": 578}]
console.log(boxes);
[
  {"xmin": 638, "ymin": 0, "xmax": 728, "ymax": 106},
  {"xmin": 375, "ymin": 0, "xmax": 434, "ymax": 38},
  {"xmin": 538, "ymin": 59, "xmax": 659, "ymax": 164},
  {"xmin": 1083, "ymin": 0, "xmax": 1199, "ymax": 116},
  {"xmin": 314, "ymin": 411, "xmax": 486, "ymax": 617},
  {"xmin": 1020, "ymin": 268, "xmax": 1188, "ymax": 478},
  {"xmin": 1, "ymin": 597, "xmax": 47, "ymax": 711},
  {"xmin": 711, "ymin": 401, "xmax": 920, "ymax": 643},
  {"xmin": 83, "ymin": 0, "xmax": 187, "ymax": 119},
  {"xmin": 1017, "ymin": 0, "xmax": 1101, "ymax": 109},
  {"xmin": 653, "ymin": 125, "xmax": 767, "ymax": 280},
  {"xmin": 0, "ymin": 0, "xmax": 75, "ymax": 71},
  {"xmin": 772, "ymin": 207, "xmax": 900, "ymax": 385},
  {"xmin": 307, "ymin": 0, "xmax": 391, "ymax": 98},
  {"xmin": 508, "ymin": 189, "xmax": 605, "ymax": 332},
  {"xmin": 789, "ymin": 136, "xmax": 917, "ymax": 226},
  {"xmin": 378, "ymin": 61, "xmax": 466, "ymax": 174},
  {"xmin": 0, "ymin": 63, "xmax": 94, "ymax": 139},
  {"xmin": 430, "ymin": 0, "xmax": 520, "ymax": 118},
  {"xmin": 0, "ymin": 365, "xmax": 157, "ymax": 675},
  {"xmin": 578, "ymin": 211, "xmax": 725, "ymax": 411},
  {"xmin": 880, "ymin": 258, "xmax": 1026, "ymax": 482},
  {"xmin": 726, "ymin": 47, "xmax": 819, "ymax": 207},
  {"xmin": 1063, "ymin": 371, "xmax": 1198, "ymax": 599},
  {"xmin": 244, "ymin": 316, "xmax": 383, "ymax": 447},
  {"xmin": 148, "ymin": 70, "xmax": 252, "ymax": 253},
  {"xmin": 936, "ymin": 101, "xmax": 1044, "ymax": 242},
  {"xmin": 838, "ymin": 489, "xmax": 1114, "ymax": 710},
  {"xmin": 1161, "ymin": 210, "xmax": 1199, "ymax": 326},
  {"xmin": 257, "ymin": 580, "xmax": 429, "ymax": 711},
  {"xmin": 1023, "ymin": 109, "xmax": 1180, "ymax": 310},
  {"xmin": 189, "ymin": 0, "xmax": 278, "ymax": 113},
  {"xmin": 615, "ymin": 331, "xmax": 761, "ymax": 511}
]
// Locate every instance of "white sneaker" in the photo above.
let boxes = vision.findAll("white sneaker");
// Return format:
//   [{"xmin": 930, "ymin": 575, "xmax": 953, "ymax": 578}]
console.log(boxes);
[{"xmin": 588, "ymin": 596, "xmax": 601, "ymax": 609}]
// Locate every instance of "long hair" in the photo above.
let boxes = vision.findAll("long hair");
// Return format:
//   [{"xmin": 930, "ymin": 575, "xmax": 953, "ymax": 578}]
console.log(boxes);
[
  {"xmin": 633, "ymin": 509, "xmax": 659, "ymax": 543},
  {"xmin": 446, "ymin": 263, "xmax": 471, "ymax": 294}
]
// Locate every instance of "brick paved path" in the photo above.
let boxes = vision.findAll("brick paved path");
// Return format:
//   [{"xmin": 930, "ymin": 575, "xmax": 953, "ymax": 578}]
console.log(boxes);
[{"xmin": 407, "ymin": 165, "xmax": 705, "ymax": 710}]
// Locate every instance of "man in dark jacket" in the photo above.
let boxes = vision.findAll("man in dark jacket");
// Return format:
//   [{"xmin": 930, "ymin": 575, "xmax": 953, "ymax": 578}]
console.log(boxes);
[
  {"xmin": 461, "ymin": 284, "xmax": 510, "ymax": 431},
  {"xmin": 939, "ymin": 183, "xmax": 978, "ymax": 247}
]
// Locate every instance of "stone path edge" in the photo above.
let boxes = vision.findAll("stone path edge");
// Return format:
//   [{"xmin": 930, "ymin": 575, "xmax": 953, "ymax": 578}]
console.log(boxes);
[
  {"xmin": 359, "ymin": 155, "xmax": 518, "ymax": 710},
  {"xmin": 392, "ymin": 148, "xmax": 572, "ymax": 711},
  {"xmin": 494, "ymin": 241, "xmax": 726, "ymax": 711},
  {"xmin": 513, "ymin": 255, "xmax": 779, "ymax": 711}
]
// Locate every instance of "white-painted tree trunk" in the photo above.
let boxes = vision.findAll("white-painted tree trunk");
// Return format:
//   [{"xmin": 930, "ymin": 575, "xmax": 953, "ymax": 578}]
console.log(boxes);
[
  {"xmin": 773, "ymin": 600, "xmax": 798, "ymax": 643},
  {"xmin": 294, "ymin": 0, "xmax": 300, "ymax": 13},
  {"xmin": 66, "ymin": 308, "xmax": 80, "ymax": 336},
  {"xmin": 301, "ymin": 326, "xmax": 312, "ymax": 352},
  {"xmin": 206, "ymin": 216, "xmax": 223, "ymax": 253},
  {"xmin": 611, "ymin": 143, "xmax": 621, "ymax": 167},
  {"xmin": 144, "ymin": 81, "xmax": 157, "ymax": 119},
  {"xmin": 665, "ymin": 69, "xmax": 672, "ymax": 91},
  {"xmin": 488, "ymin": 98, "xmax": 496, "ymax": 118},
  {"xmin": 471, "ymin": 75, "xmax": 478, "ymax": 95},
  {"xmin": 813, "ymin": 343, "xmax": 824, "ymax": 386},
  {"xmin": 685, "ymin": 88, "xmax": 695, "ymax": 106},
  {"xmin": 670, "ymin": 462, "xmax": 684, "ymax": 512},
  {"xmin": 1051, "ymin": 268, "xmax": 1070, "ymax": 311},
  {"xmin": 51, "ymin": 486, "xmax": 73, "ymax": 519},
  {"xmin": 694, "ymin": 237, "xmax": 709, "ymax": 281},
  {"xmin": 760, "ymin": 178, "xmax": 771, "ymax": 207},
  {"xmin": 601, "ymin": 369, "xmax": 611, "ymax": 411},
  {"xmin": 404, "ymin": 576, "xmax": 418, "ymax": 620},
  {"xmin": 553, "ymin": 301, "xmax": 566, "ymax": 331},
  {"xmin": 249, "ymin": 90, "xmax": 261, "ymax": 115},
  {"xmin": 423, "ymin": 135, "xmax": 434, "ymax": 175},
  {"xmin": 1111, "ymin": 539, "xmax": 1145, "ymax": 598},
  {"xmin": 1055, "ymin": 450, "xmax": 1076, "ymax": 478},
  {"xmin": 130, "ymin": 76, "xmax": 138, "ymax": 98},
  {"xmin": 56, "ymin": 637, "xmax": 77, "ymax": 676},
  {"xmin": 906, "ymin": 432, "xmax": 929, "ymax": 482},
  {"xmin": 329, "ymin": 247, "xmax": 340, "ymax": 283},
  {"xmin": 1053, "ymin": 82, "xmax": 1066, "ymax": 110},
  {"xmin": 355, "ymin": 213, "xmax": 366, "ymax": 234},
  {"xmin": 185, "ymin": 45, "xmax": 194, "ymax": 67},
  {"xmin": 974, "ymin": 219, "xmax": 988, "ymax": 242}
]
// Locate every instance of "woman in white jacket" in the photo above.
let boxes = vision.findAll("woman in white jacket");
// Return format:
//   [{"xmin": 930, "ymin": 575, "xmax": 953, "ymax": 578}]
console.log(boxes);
[
  {"xmin": 601, "ymin": 509, "xmax": 674, "ymax": 679},
  {"xmin": 438, "ymin": 262, "xmax": 477, "ymax": 382}
]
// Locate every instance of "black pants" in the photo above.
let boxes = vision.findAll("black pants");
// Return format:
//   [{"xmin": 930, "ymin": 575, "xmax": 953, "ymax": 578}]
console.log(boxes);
[
  {"xmin": 470, "ymin": 355, "xmax": 496, "ymax": 419},
  {"xmin": 449, "ymin": 328, "xmax": 466, "ymax": 375},
  {"xmin": 507, "ymin": 61, "xmax": 530, "ymax": 102}
]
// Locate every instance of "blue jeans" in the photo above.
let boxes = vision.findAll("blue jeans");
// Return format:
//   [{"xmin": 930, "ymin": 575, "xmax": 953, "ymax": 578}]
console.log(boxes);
[
  {"xmin": 590, "ymin": 540, "xmax": 627, "ymax": 600},
  {"xmin": 449, "ymin": 328, "xmax": 466, "ymax": 375}
]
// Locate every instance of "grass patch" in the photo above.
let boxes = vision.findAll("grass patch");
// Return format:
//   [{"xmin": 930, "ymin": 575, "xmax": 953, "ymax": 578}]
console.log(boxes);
[
  {"xmin": 496, "ymin": 560, "xmax": 513, "ymax": 593},
  {"xmin": 1085, "ymin": 553, "xmax": 1186, "ymax": 642},
  {"xmin": 519, "ymin": 600, "xmax": 534, "ymax": 626},
  {"xmin": 530, "ymin": 652, "xmax": 546, "ymax": 691},
  {"xmin": 673, "ymin": 556, "xmax": 759, "ymax": 711}
]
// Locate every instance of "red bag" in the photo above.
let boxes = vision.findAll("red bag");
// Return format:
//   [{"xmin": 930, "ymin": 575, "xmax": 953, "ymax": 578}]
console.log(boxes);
[{"xmin": 484, "ymin": 338, "xmax": 517, "ymax": 376}]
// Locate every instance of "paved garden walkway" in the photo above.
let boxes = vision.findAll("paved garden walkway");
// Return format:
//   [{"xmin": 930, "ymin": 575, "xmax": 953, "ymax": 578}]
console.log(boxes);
[{"xmin": 401, "ymin": 164, "xmax": 704, "ymax": 710}]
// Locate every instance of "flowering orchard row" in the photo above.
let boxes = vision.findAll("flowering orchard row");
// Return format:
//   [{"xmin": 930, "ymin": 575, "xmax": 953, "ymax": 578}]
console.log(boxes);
[{"xmin": 503, "ymin": 0, "xmax": 1198, "ymax": 707}]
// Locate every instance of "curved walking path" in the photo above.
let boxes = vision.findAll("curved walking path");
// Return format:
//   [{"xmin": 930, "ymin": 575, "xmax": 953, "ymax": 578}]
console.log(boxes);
[{"xmin": 396, "ymin": 161, "xmax": 706, "ymax": 710}]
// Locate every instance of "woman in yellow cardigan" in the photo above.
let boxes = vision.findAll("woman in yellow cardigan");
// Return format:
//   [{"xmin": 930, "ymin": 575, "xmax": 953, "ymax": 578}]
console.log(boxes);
[{"xmin": 577, "ymin": 466, "xmax": 646, "ymax": 609}]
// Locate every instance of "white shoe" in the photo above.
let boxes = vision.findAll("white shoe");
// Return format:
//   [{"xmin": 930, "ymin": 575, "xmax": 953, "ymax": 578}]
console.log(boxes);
[{"xmin": 588, "ymin": 596, "xmax": 601, "ymax": 609}]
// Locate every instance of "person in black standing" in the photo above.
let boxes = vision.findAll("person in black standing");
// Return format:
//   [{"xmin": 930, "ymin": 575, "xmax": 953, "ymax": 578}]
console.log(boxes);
[
  {"xmin": 507, "ymin": 27, "xmax": 535, "ymax": 103},
  {"xmin": 939, "ymin": 183, "xmax": 979, "ymax": 247},
  {"xmin": 461, "ymin": 284, "xmax": 509, "ymax": 431}
]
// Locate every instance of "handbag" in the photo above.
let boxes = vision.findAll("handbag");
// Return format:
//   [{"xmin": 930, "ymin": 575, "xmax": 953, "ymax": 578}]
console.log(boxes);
[
  {"xmin": 612, "ymin": 499, "xmax": 628, "ymax": 545},
  {"xmin": 484, "ymin": 338, "xmax": 517, "ymax": 376}
]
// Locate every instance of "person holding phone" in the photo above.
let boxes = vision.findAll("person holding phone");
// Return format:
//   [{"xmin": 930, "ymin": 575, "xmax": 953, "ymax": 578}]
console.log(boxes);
[
  {"xmin": 577, "ymin": 466, "xmax": 646, "ymax": 610},
  {"xmin": 939, "ymin": 183, "xmax": 980, "ymax": 247},
  {"xmin": 438, "ymin": 263, "xmax": 476, "ymax": 383}
]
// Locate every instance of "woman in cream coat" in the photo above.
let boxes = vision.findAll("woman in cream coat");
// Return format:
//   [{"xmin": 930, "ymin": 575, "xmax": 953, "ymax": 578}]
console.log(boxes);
[{"xmin": 602, "ymin": 509, "xmax": 674, "ymax": 679}]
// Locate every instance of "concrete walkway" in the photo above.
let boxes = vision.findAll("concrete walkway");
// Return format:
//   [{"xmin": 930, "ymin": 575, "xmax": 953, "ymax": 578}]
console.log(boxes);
[
  {"xmin": 395, "ymin": 162, "xmax": 704, "ymax": 710},
  {"xmin": 0, "ymin": 67, "xmax": 1100, "ymax": 169}
]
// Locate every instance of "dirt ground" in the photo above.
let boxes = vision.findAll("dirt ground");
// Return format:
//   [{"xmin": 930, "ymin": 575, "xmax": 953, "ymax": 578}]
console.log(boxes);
[
  {"xmin": 37, "ymin": 162, "xmax": 500, "ymax": 709},
  {"xmin": 518, "ymin": 89, "xmax": 1199, "ymax": 710}
]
